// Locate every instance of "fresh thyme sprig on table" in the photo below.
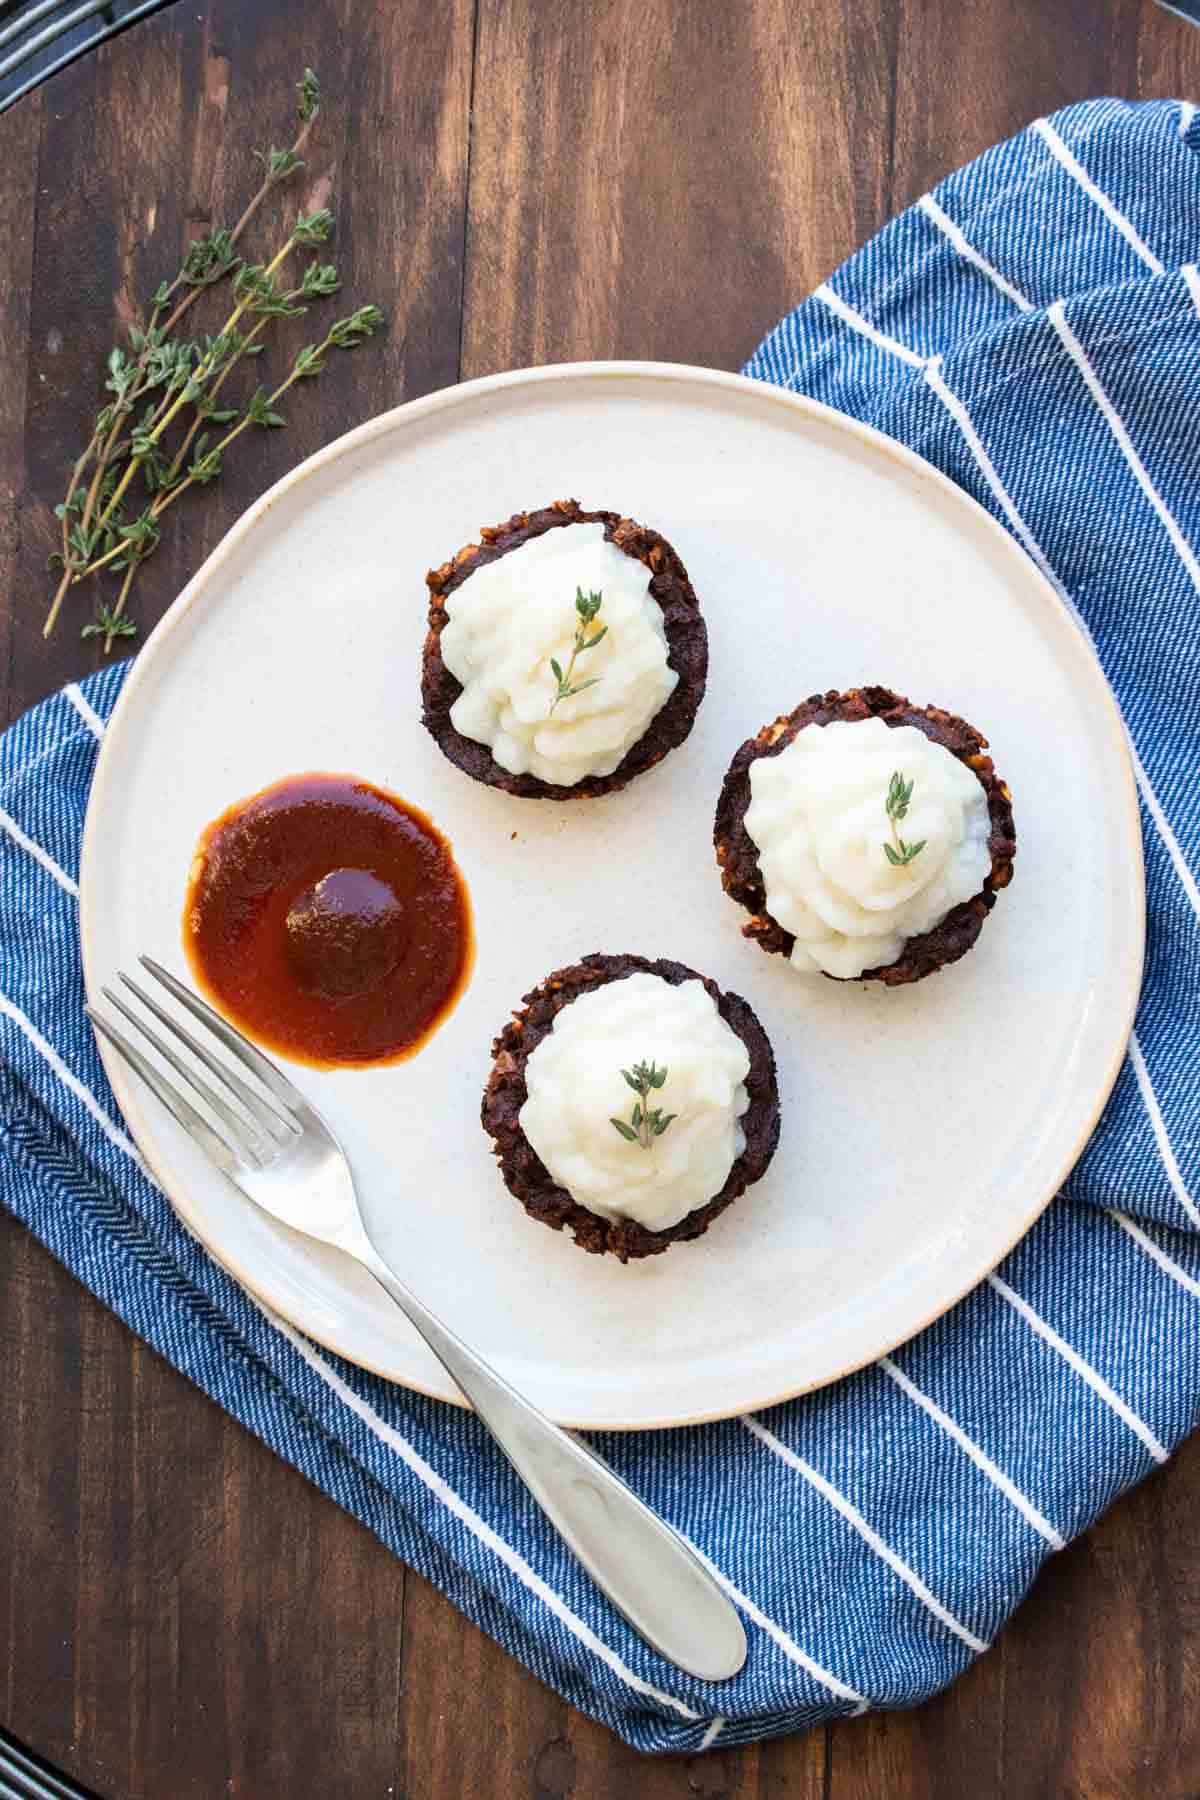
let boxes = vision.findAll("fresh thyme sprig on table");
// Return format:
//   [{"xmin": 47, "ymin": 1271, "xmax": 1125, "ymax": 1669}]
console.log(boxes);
[
  {"xmin": 45, "ymin": 67, "xmax": 383, "ymax": 652},
  {"xmin": 882, "ymin": 770, "xmax": 926, "ymax": 867},
  {"xmin": 548, "ymin": 588, "xmax": 607, "ymax": 714},
  {"xmin": 80, "ymin": 605, "xmax": 138, "ymax": 643},
  {"xmin": 610, "ymin": 1060, "xmax": 677, "ymax": 1150}
]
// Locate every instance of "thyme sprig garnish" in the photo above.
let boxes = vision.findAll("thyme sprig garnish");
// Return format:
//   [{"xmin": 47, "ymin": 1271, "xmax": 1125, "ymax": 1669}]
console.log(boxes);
[
  {"xmin": 45, "ymin": 68, "xmax": 383, "ymax": 651},
  {"xmin": 610, "ymin": 1060, "xmax": 677, "ymax": 1150},
  {"xmin": 882, "ymin": 770, "xmax": 926, "ymax": 868},
  {"xmin": 549, "ymin": 587, "xmax": 607, "ymax": 714}
]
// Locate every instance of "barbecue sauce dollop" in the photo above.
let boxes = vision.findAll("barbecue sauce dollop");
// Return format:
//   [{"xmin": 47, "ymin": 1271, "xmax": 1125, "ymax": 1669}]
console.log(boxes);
[{"xmin": 184, "ymin": 773, "xmax": 472, "ymax": 1068}]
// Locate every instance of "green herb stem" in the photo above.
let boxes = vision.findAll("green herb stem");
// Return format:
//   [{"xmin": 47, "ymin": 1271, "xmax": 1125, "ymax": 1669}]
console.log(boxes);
[
  {"xmin": 882, "ymin": 769, "xmax": 927, "ymax": 868},
  {"xmin": 225, "ymin": 106, "xmax": 317, "ymax": 252},
  {"xmin": 610, "ymin": 1060, "xmax": 677, "ymax": 1150},
  {"xmin": 43, "ymin": 565, "xmax": 74, "ymax": 639},
  {"xmin": 62, "ymin": 419, "xmax": 106, "ymax": 557},
  {"xmin": 549, "ymin": 587, "xmax": 607, "ymax": 714},
  {"xmin": 98, "ymin": 561, "xmax": 140, "ymax": 653}
]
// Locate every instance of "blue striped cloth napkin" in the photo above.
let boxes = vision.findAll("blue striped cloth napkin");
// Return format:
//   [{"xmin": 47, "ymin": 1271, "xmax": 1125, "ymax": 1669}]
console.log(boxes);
[{"xmin": 3, "ymin": 97, "xmax": 1199, "ymax": 1754}]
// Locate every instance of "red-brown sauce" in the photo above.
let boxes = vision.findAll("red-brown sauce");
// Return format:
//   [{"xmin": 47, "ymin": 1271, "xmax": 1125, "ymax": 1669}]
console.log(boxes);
[{"xmin": 183, "ymin": 773, "xmax": 472, "ymax": 1069}]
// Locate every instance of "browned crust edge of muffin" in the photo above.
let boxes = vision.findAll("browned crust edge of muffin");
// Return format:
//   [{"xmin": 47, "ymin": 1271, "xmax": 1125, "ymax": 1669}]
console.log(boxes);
[
  {"xmin": 481, "ymin": 953, "xmax": 781, "ymax": 1261},
  {"xmin": 714, "ymin": 686, "xmax": 1017, "ymax": 986},
  {"xmin": 422, "ymin": 499, "xmax": 708, "ymax": 800}
]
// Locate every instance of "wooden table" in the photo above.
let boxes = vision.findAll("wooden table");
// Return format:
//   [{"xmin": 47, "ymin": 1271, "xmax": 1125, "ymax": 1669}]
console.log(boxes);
[{"xmin": 2, "ymin": 2, "xmax": 1199, "ymax": 1793}]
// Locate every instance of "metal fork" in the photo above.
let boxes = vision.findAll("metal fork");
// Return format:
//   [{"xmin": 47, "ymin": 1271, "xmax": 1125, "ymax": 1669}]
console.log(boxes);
[{"xmin": 88, "ymin": 957, "xmax": 747, "ymax": 1683}]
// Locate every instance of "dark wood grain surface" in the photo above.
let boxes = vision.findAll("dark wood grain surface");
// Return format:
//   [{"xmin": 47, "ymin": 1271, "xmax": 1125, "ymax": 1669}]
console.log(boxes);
[{"xmin": 2, "ymin": 2, "xmax": 1199, "ymax": 1794}]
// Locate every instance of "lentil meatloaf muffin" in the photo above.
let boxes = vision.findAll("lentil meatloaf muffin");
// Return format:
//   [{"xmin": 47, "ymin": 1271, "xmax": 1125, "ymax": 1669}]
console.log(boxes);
[
  {"xmin": 482, "ymin": 953, "xmax": 781, "ymax": 1261},
  {"xmin": 714, "ymin": 685, "xmax": 1017, "ymax": 986},
  {"xmin": 422, "ymin": 499, "xmax": 708, "ymax": 799}
]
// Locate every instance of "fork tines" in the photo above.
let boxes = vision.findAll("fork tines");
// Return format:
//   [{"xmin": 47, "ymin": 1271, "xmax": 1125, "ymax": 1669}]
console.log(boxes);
[{"xmin": 88, "ymin": 956, "xmax": 302, "ymax": 1172}]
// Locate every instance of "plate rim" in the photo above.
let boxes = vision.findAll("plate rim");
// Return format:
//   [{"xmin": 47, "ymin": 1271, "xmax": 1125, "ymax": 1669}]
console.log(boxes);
[{"xmin": 78, "ymin": 358, "xmax": 1146, "ymax": 1428}]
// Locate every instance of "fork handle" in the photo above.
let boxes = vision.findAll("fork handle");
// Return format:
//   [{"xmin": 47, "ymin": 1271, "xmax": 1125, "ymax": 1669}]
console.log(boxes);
[{"xmin": 351, "ymin": 1236, "xmax": 746, "ymax": 1683}]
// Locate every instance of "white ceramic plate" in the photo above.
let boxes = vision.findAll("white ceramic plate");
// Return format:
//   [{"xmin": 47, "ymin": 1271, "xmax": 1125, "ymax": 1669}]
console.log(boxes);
[{"xmin": 79, "ymin": 362, "xmax": 1144, "ymax": 1429}]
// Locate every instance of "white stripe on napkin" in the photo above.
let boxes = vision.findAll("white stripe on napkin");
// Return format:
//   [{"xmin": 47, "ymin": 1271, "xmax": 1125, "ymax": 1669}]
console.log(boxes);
[
  {"xmin": 918, "ymin": 195, "xmax": 1033, "ymax": 311},
  {"xmin": 812, "ymin": 283, "xmax": 926, "ymax": 368},
  {"xmin": 923, "ymin": 357, "xmax": 1063, "ymax": 597},
  {"xmin": 988, "ymin": 1274, "xmax": 1168, "ymax": 1462},
  {"xmin": 1109, "ymin": 1210, "xmax": 1200, "ymax": 1301},
  {"xmin": 680, "ymin": 1535, "xmax": 867, "ymax": 1708},
  {"xmin": 64, "ymin": 682, "xmax": 107, "ymax": 740},
  {"xmin": 1033, "ymin": 118, "xmax": 1165, "ymax": 275},
  {"xmin": 1050, "ymin": 299, "xmax": 1200, "ymax": 593},
  {"xmin": 0, "ymin": 990, "xmax": 136, "ymax": 1158},
  {"xmin": 0, "ymin": 804, "xmax": 77, "ymax": 895},
  {"xmin": 740, "ymin": 1415, "xmax": 989, "ymax": 1653},
  {"xmin": 1181, "ymin": 261, "xmax": 1200, "ymax": 318},
  {"xmin": 1127, "ymin": 738, "xmax": 1200, "ymax": 924},
  {"xmin": 1128, "ymin": 1035, "xmax": 1200, "ymax": 1229},
  {"xmin": 878, "ymin": 1357, "xmax": 1065, "ymax": 1550}
]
